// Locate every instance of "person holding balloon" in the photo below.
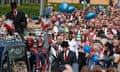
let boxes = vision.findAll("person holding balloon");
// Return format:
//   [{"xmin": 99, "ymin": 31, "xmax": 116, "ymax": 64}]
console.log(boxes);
[
  {"xmin": 78, "ymin": 45, "xmax": 87, "ymax": 71},
  {"xmin": 82, "ymin": 44, "xmax": 106, "ymax": 70}
]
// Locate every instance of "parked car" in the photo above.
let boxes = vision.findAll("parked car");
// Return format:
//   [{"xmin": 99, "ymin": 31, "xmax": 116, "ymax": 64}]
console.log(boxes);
[{"xmin": 0, "ymin": 33, "xmax": 30, "ymax": 72}]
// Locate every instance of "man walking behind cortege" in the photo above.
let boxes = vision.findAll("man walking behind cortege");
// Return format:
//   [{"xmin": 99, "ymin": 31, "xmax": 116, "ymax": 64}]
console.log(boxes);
[{"xmin": 57, "ymin": 41, "xmax": 77, "ymax": 72}]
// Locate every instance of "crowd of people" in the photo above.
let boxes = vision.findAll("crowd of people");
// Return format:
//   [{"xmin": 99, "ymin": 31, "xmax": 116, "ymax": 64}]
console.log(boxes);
[
  {"xmin": 25, "ymin": 3, "xmax": 120, "ymax": 72},
  {"xmin": 0, "ymin": 1, "xmax": 120, "ymax": 72}
]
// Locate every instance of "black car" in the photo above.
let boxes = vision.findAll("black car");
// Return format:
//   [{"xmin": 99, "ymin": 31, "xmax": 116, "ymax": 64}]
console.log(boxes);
[{"xmin": 0, "ymin": 33, "xmax": 30, "ymax": 72}]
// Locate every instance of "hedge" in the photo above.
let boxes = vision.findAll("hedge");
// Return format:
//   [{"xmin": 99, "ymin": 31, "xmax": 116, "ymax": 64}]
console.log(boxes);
[{"xmin": 0, "ymin": 3, "xmax": 107, "ymax": 17}]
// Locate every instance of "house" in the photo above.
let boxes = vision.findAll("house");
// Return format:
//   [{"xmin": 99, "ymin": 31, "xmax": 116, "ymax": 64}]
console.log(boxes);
[{"xmin": 48, "ymin": 0, "xmax": 114, "ymax": 5}]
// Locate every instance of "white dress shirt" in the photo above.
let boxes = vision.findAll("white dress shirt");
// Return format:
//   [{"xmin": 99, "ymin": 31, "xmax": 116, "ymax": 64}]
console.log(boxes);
[{"xmin": 67, "ymin": 39, "xmax": 79, "ymax": 59}]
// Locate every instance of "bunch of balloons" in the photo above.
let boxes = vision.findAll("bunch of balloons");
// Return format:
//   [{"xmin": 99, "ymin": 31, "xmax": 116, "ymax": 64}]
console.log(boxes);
[
  {"xmin": 59, "ymin": 2, "xmax": 75, "ymax": 13},
  {"xmin": 83, "ymin": 45, "xmax": 100, "ymax": 63},
  {"xmin": 83, "ymin": 45, "xmax": 99, "ymax": 63}
]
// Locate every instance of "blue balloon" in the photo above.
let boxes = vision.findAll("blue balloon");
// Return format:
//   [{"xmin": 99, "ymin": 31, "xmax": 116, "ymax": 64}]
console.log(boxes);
[
  {"xmin": 92, "ymin": 55, "xmax": 99, "ymax": 63},
  {"xmin": 59, "ymin": 2, "xmax": 68, "ymax": 12},
  {"xmin": 83, "ymin": 45, "xmax": 91, "ymax": 53},
  {"xmin": 85, "ymin": 11, "xmax": 96, "ymax": 20},
  {"xmin": 67, "ymin": 6, "xmax": 75, "ymax": 13}
]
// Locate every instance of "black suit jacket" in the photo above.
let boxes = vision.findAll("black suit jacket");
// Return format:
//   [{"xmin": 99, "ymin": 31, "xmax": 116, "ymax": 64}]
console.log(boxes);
[
  {"xmin": 6, "ymin": 11, "xmax": 27, "ymax": 34},
  {"xmin": 58, "ymin": 50, "xmax": 77, "ymax": 65}
]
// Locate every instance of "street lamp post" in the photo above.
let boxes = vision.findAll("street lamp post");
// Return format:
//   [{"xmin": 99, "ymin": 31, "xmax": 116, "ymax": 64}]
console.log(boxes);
[
  {"xmin": 83, "ymin": 0, "xmax": 87, "ymax": 9},
  {"xmin": 1, "ymin": 0, "xmax": 5, "ymax": 4},
  {"xmin": 18, "ymin": 0, "xmax": 21, "ymax": 5},
  {"xmin": 39, "ymin": 0, "xmax": 44, "ymax": 16}
]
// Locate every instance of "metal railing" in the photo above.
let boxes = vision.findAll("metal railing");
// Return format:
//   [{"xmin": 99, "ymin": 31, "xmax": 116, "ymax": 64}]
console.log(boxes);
[
  {"xmin": 0, "ymin": 0, "xmax": 47, "ymax": 5},
  {"xmin": 0, "ymin": 32, "xmax": 22, "ymax": 42}
]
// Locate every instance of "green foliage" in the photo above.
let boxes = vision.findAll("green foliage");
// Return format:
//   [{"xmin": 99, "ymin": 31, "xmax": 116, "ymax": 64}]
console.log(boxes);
[
  {"xmin": 19, "ymin": 3, "xmax": 40, "ymax": 17},
  {"xmin": 0, "ymin": 5, "xmax": 10, "ymax": 16},
  {"xmin": 0, "ymin": 3, "xmax": 40, "ymax": 17},
  {"xmin": 0, "ymin": 3, "xmax": 108, "ymax": 17}
]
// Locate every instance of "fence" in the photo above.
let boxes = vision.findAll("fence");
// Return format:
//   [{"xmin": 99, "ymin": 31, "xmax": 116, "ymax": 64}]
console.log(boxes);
[{"xmin": 0, "ymin": 0, "xmax": 47, "ymax": 4}]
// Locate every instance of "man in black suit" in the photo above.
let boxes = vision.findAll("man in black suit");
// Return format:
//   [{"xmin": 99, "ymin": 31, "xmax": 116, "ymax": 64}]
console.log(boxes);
[
  {"xmin": 58, "ymin": 41, "xmax": 77, "ymax": 67},
  {"xmin": 6, "ymin": 2, "xmax": 27, "ymax": 38}
]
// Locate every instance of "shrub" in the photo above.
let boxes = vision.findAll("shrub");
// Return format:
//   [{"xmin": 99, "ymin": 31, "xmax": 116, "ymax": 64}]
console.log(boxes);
[{"xmin": 0, "ymin": 3, "xmax": 107, "ymax": 17}]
